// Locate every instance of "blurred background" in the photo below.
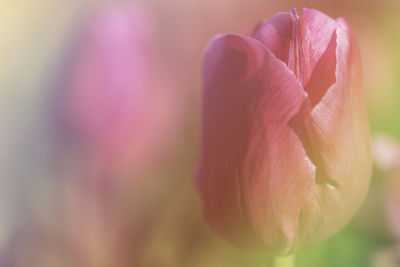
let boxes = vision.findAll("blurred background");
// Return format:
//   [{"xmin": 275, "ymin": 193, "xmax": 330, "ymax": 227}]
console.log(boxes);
[{"xmin": 1, "ymin": 0, "xmax": 400, "ymax": 266}]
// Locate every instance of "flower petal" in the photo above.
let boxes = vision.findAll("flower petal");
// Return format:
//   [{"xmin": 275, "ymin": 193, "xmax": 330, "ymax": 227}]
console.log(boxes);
[
  {"xmin": 251, "ymin": 12, "xmax": 292, "ymax": 64},
  {"xmin": 196, "ymin": 34, "xmax": 315, "ymax": 252},
  {"xmin": 294, "ymin": 18, "xmax": 372, "ymax": 249},
  {"xmin": 253, "ymin": 8, "xmax": 337, "ymax": 108},
  {"xmin": 303, "ymin": 29, "xmax": 337, "ymax": 107},
  {"xmin": 297, "ymin": 8, "xmax": 337, "ymax": 87}
]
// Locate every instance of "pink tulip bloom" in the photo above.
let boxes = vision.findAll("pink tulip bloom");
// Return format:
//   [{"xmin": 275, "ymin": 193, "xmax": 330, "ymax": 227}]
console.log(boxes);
[
  {"xmin": 195, "ymin": 8, "xmax": 371, "ymax": 253},
  {"xmin": 57, "ymin": 3, "xmax": 179, "ymax": 180}
]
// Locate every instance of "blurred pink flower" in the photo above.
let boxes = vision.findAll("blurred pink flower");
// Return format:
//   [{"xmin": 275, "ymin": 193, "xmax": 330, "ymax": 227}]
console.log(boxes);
[
  {"xmin": 374, "ymin": 136, "xmax": 400, "ymax": 242},
  {"xmin": 374, "ymin": 135, "xmax": 400, "ymax": 172},
  {"xmin": 386, "ymin": 173, "xmax": 400, "ymax": 242},
  {"xmin": 195, "ymin": 8, "xmax": 371, "ymax": 254},
  {"xmin": 48, "ymin": 3, "xmax": 185, "ymax": 266},
  {"xmin": 57, "ymin": 3, "xmax": 180, "ymax": 182}
]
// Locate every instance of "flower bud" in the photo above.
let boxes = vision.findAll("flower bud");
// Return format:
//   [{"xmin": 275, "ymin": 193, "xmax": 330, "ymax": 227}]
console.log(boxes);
[{"xmin": 195, "ymin": 8, "xmax": 371, "ymax": 254}]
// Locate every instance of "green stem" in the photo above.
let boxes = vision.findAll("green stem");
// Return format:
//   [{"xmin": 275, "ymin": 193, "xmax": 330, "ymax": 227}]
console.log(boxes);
[{"xmin": 274, "ymin": 254, "xmax": 295, "ymax": 267}]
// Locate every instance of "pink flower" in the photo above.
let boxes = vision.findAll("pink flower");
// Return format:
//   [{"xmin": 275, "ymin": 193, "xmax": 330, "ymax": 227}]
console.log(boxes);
[
  {"xmin": 195, "ymin": 8, "xmax": 371, "ymax": 253},
  {"xmin": 56, "ymin": 3, "xmax": 180, "ymax": 181},
  {"xmin": 374, "ymin": 136, "xmax": 400, "ymax": 242}
]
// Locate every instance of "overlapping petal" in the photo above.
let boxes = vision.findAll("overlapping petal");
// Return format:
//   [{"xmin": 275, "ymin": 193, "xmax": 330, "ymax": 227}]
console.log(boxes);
[
  {"xmin": 293, "ymin": 18, "xmax": 372, "ymax": 249},
  {"xmin": 196, "ymin": 34, "xmax": 315, "ymax": 252},
  {"xmin": 251, "ymin": 12, "xmax": 292, "ymax": 64},
  {"xmin": 252, "ymin": 8, "xmax": 337, "ymax": 107}
]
